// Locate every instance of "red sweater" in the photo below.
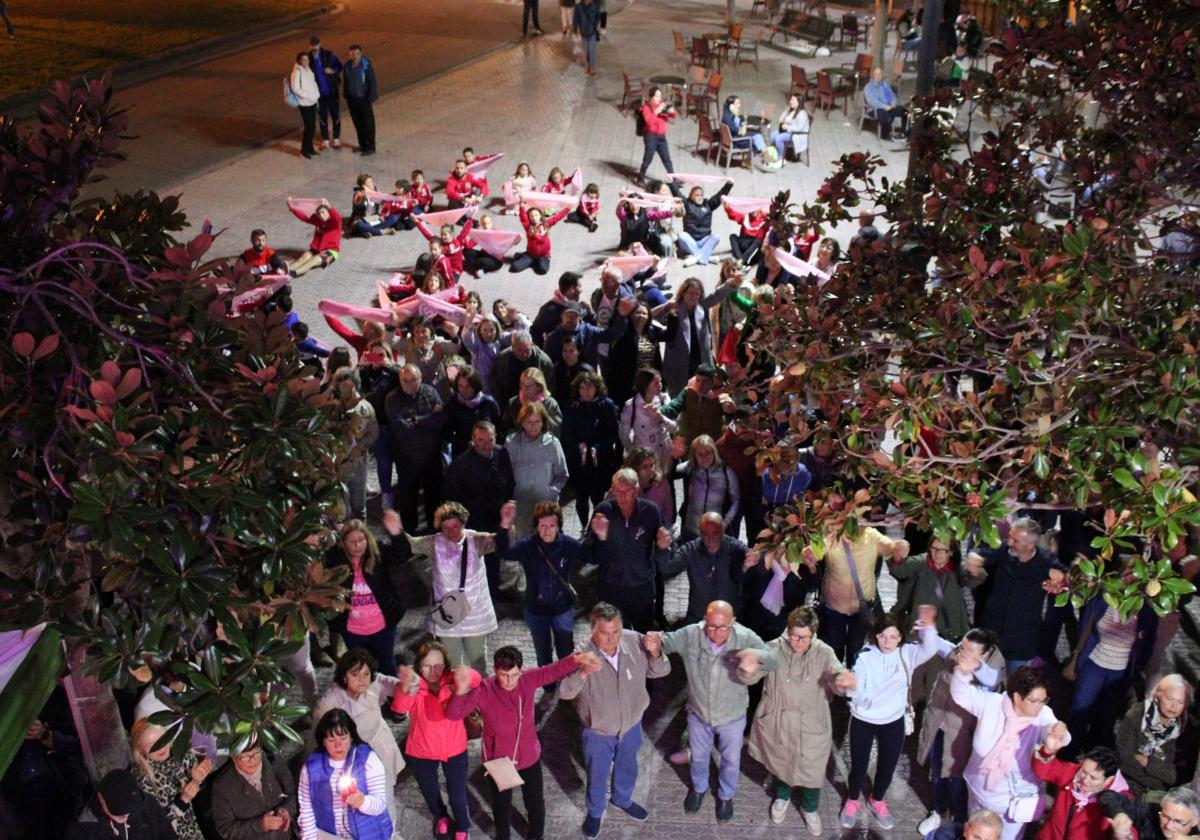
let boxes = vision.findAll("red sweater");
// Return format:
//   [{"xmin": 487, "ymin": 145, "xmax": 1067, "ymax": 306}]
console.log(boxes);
[
  {"xmin": 409, "ymin": 183, "xmax": 433, "ymax": 210},
  {"xmin": 240, "ymin": 246, "xmax": 277, "ymax": 270},
  {"xmin": 446, "ymin": 172, "xmax": 486, "ymax": 203},
  {"xmin": 323, "ymin": 315, "xmax": 369, "ymax": 356},
  {"xmin": 417, "ymin": 218, "xmax": 473, "ymax": 277},
  {"xmin": 795, "ymin": 228, "xmax": 820, "ymax": 260},
  {"xmin": 724, "ymin": 206, "xmax": 768, "ymax": 239},
  {"xmin": 520, "ymin": 205, "xmax": 569, "ymax": 258},
  {"xmin": 444, "ymin": 658, "xmax": 577, "ymax": 770},
  {"xmin": 580, "ymin": 196, "xmax": 601, "ymax": 217},
  {"xmin": 542, "ymin": 180, "xmax": 565, "ymax": 195},
  {"xmin": 392, "ymin": 670, "xmax": 482, "ymax": 761},
  {"xmin": 641, "ymin": 102, "xmax": 674, "ymax": 135},
  {"xmin": 290, "ymin": 204, "xmax": 342, "ymax": 253},
  {"xmin": 1032, "ymin": 752, "xmax": 1131, "ymax": 840},
  {"xmin": 384, "ymin": 193, "xmax": 417, "ymax": 216}
]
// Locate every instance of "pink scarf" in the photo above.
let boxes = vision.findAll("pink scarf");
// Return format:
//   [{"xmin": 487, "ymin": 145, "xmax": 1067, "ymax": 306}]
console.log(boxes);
[
  {"xmin": 1069, "ymin": 768, "xmax": 1128, "ymax": 807},
  {"xmin": 980, "ymin": 695, "xmax": 1039, "ymax": 791}
]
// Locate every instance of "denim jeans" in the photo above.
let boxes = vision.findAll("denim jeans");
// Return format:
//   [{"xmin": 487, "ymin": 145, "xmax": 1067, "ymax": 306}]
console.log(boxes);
[
  {"xmin": 581, "ymin": 722, "xmax": 643, "ymax": 818},
  {"xmin": 770, "ymin": 130, "xmax": 793, "ymax": 159},
  {"xmin": 524, "ymin": 608, "xmax": 576, "ymax": 669},
  {"xmin": 372, "ymin": 433, "xmax": 393, "ymax": 498},
  {"xmin": 582, "ymin": 34, "xmax": 598, "ymax": 69},
  {"xmin": 677, "ymin": 232, "xmax": 720, "ymax": 264},
  {"xmin": 687, "ymin": 710, "xmax": 745, "ymax": 800},
  {"xmin": 1067, "ymin": 657, "xmax": 1126, "ymax": 750},
  {"xmin": 409, "ymin": 751, "xmax": 471, "ymax": 832},
  {"xmin": 733, "ymin": 133, "xmax": 765, "ymax": 153},
  {"xmin": 340, "ymin": 624, "xmax": 397, "ymax": 676}
]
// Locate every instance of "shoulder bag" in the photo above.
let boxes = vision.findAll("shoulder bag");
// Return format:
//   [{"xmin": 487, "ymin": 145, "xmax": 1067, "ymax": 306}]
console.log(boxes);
[
  {"xmin": 481, "ymin": 697, "xmax": 525, "ymax": 790},
  {"xmin": 537, "ymin": 541, "xmax": 579, "ymax": 607},
  {"xmin": 429, "ymin": 539, "xmax": 471, "ymax": 627},
  {"xmin": 843, "ymin": 539, "xmax": 880, "ymax": 626}
]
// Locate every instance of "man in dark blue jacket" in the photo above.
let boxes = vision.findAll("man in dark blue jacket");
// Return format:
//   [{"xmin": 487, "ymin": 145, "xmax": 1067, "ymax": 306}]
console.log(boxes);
[
  {"xmin": 309, "ymin": 35, "xmax": 343, "ymax": 148},
  {"xmin": 343, "ymin": 44, "xmax": 379, "ymax": 155}
]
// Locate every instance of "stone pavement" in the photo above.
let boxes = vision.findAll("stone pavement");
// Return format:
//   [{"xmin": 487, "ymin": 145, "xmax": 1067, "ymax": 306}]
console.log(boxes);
[{"xmin": 135, "ymin": 0, "xmax": 1200, "ymax": 836}]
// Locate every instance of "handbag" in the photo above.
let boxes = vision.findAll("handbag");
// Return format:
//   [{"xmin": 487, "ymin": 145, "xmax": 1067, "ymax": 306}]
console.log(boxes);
[
  {"xmin": 429, "ymin": 539, "xmax": 471, "ymax": 628},
  {"xmin": 898, "ymin": 646, "xmax": 916, "ymax": 736},
  {"xmin": 1005, "ymin": 769, "xmax": 1042, "ymax": 823},
  {"xmin": 283, "ymin": 77, "xmax": 300, "ymax": 108},
  {"xmin": 843, "ymin": 540, "xmax": 880, "ymax": 626},
  {"xmin": 481, "ymin": 697, "xmax": 525, "ymax": 790}
]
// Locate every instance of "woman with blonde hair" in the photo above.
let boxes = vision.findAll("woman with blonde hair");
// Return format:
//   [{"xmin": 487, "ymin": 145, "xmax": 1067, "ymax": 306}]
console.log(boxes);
[
  {"xmin": 325, "ymin": 518, "xmax": 409, "ymax": 675},
  {"xmin": 129, "ymin": 718, "xmax": 212, "ymax": 840},
  {"xmin": 672, "ymin": 433, "xmax": 740, "ymax": 542},
  {"xmin": 502, "ymin": 366, "xmax": 562, "ymax": 437}
]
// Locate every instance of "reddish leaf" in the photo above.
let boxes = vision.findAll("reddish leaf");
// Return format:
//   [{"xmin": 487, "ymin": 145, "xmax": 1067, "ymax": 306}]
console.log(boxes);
[
  {"xmin": 89, "ymin": 380, "xmax": 118, "ymax": 406},
  {"xmin": 115, "ymin": 431, "xmax": 135, "ymax": 448},
  {"xmin": 64, "ymin": 405, "xmax": 100, "ymax": 423},
  {"xmin": 968, "ymin": 245, "xmax": 986, "ymax": 274},
  {"xmin": 115, "ymin": 368, "xmax": 142, "ymax": 399},
  {"xmin": 11, "ymin": 333, "xmax": 34, "ymax": 357},
  {"xmin": 31, "ymin": 334, "xmax": 60, "ymax": 361},
  {"xmin": 100, "ymin": 360, "xmax": 121, "ymax": 385}
]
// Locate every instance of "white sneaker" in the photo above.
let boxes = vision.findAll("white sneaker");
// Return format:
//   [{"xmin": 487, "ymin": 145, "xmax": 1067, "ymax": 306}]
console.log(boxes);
[
  {"xmin": 332, "ymin": 138, "xmax": 341, "ymax": 148},
  {"xmin": 801, "ymin": 809, "xmax": 822, "ymax": 836},
  {"xmin": 769, "ymin": 798, "xmax": 788, "ymax": 824},
  {"xmin": 918, "ymin": 811, "xmax": 942, "ymax": 836},
  {"xmin": 681, "ymin": 255, "xmax": 698, "ymax": 267}
]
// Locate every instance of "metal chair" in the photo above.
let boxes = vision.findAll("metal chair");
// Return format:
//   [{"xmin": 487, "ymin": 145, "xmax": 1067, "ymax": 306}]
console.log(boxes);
[
  {"xmin": 716, "ymin": 123, "xmax": 753, "ymax": 169},
  {"xmin": 694, "ymin": 113, "xmax": 718, "ymax": 163},
  {"xmin": 621, "ymin": 71, "xmax": 646, "ymax": 113},
  {"xmin": 750, "ymin": 0, "xmax": 772, "ymax": 19},
  {"xmin": 789, "ymin": 65, "xmax": 810, "ymax": 100},
  {"xmin": 815, "ymin": 70, "xmax": 852, "ymax": 116},
  {"xmin": 858, "ymin": 93, "xmax": 881, "ymax": 137}
]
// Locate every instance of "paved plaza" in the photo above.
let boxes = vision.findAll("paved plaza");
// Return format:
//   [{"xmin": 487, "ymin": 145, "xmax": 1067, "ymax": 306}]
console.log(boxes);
[{"xmin": 94, "ymin": 0, "xmax": 1200, "ymax": 837}]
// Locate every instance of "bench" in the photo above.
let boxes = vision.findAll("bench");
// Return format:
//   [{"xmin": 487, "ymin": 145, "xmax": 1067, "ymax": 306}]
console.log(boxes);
[{"xmin": 768, "ymin": 10, "xmax": 837, "ymax": 47}]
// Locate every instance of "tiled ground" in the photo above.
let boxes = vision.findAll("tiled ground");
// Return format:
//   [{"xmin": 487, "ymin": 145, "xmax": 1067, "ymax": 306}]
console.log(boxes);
[{"xmin": 150, "ymin": 1, "xmax": 1199, "ymax": 838}]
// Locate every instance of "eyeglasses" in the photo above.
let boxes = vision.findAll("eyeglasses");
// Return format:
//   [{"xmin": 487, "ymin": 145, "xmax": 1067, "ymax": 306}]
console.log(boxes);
[
  {"xmin": 1023, "ymin": 695, "xmax": 1048, "ymax": 706},
  {"xmin": 420, "ymin": 662, "xmax": 445, "ymax": 671},
  {"xmin": 705, "ymin": 623, "xmax": 733, "ymax": 632},
  {"xmin": 235, "ymin": 749, "xmax": 263, "ymax": 761}
]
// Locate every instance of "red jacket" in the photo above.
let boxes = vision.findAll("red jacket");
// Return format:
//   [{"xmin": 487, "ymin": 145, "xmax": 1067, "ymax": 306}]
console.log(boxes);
[
  {"xmin": 580, "ymin": 196, "xmax": 601, "ymax": 217},
  {"xmin": 240, "ymin": 246, "xmax": 277, "ymax": 270},
  {"xmin": 290, "ymin": 204, "xmax": 342, "ymax": 253},
  {"xmin": 1032, "ymin": 752, "xmax": 1131, "ymax": 840},
  {"xmin": 795, "ymin": 228, "xmax": 819, "ymax": 260},
  {"xmin": 446, "ymin": 171, "xmax": 486, "ymax": 203},
  {"xmin": 323, "ymin": 315, "xmax": 369, "ymax": 356},
  {"xmin": 409, "ymin": 183, "xmax": 433, "ymax": 210},
  {"xmin": 520, "ymin": 205, "xmax": 569, "ymax": 258},
  {"xmin": 417, "ymin": 217, "xmax": 473, "ymax": 277},
  {"xmin": 641, "ymin": 102, "xmax": 674, "ymax": 136},
  {"xmin": 724, "ymin": 206, "xmax": 768, "ymax": 240},
  {"xmin": 384, "ymin": 193, "xmax": 417, "ymax": 216},
  {"xmin": 542, "ymin": 180, "xmax": 565, "ymax": 195}
]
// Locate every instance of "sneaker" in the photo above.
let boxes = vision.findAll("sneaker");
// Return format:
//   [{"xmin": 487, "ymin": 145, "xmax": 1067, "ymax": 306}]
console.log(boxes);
[
  {"xmin": 868, "ymin": 796, "xmax": 894, "ymax": 830},
  {"xmin": 581, "ymin": 814, "xmax": 603, "ymax": 838},
  {"xmin": 683, "ymin": 789, "xmax": 705, "ymax": 813},
  {"xmin": 681, "ymin": 255, "xmax": 698, "ymax": 267},
  {"xmin": 918, "ymin": 811, "xmax": 942, "ymax": 836},
  {"xmin": 434, "ymin": 816, "xmax": 450, "ymax": 840},
  {"xmin": 668, "ymin": 749, "xmax": 690, "ymax": 765},
  {"xmin": 453, "ymin": 833, "xmax": 468, "ymax": 840},
  {"xmin": 715, "ymin": 798, "xmax": 733, "ymax": 822},
  {"xmin": 801, "ymin": 809, "xmax": 822, "ymax": 836},
  {"xmin": 769, "ymin": 798, "xmax": 788, "ymax": 824},
  {"xmin": 332, "ymin": 138, "xmax": 341, "ymax": 148},
  {"xmin": 612, "ymin": 800, "xmax": 648, "ymax": 821},
  {"xmin": 840, "ymin": 798, "xmax": 861, "ymax": 829},
  {"xmin": 533, "ymin": 27, "xmax": 545, "ymax": 35}
]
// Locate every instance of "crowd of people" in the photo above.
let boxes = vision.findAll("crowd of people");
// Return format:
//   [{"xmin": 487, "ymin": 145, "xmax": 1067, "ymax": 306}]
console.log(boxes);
[{"xmin": 9, "ymin": 8, "xmax": 1197, "ymax": 840}]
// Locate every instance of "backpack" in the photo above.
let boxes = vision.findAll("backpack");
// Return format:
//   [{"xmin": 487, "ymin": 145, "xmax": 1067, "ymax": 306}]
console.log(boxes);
[
  {"xmin": 283, "ymin": 77, "xmax": 300, "ymax": 108},
  {"xmin": 634, "ymin": 104, "xmax": 646, "ymax": 137}
]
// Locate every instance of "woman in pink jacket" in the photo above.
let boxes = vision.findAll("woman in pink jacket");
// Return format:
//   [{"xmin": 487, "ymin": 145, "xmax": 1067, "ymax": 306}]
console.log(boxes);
[{"xmin": 391, "ymin": 641, "xmax": 480, "ymax": 840}]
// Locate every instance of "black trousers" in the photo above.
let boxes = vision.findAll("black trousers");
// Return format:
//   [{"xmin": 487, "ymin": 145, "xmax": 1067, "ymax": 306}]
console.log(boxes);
[
  {"xmin": 509, "ymin": 252, "xmax": 550, "ymax": 274},
  {"xmin": 298, "ymin": 105, "xmax": 318, "ymax": 155},
  {"xmin": 847, "ymin": 716, "xmax": 906, "ymax": 801},
  {"xmin": 599, "ymin": 583, "xmax": 655, "ymax": 632},
  {"xmin": 639, "ymin": 132, "xmax": 674, "ymax": 179},
  {"xmin": 522, "ymin": 0, "xmax": 541, "ymax": 33},
  {"xmin": 729, "ymin": 234, "xmax": 762, "ymax": 264},
  {"xmin": 317, "ymin": 91, "xmax": 341, "ymax": 141},
  {"xmin": 463, "ymin": 248, "xmax": 503, "ymax": 274},
  {"xmin": 490, "ymin": 759, "xmax": 546, "ymax": 840},
  {"xmin": 346, "ymin": 95, "xmax": 376, "ymax": 151}
]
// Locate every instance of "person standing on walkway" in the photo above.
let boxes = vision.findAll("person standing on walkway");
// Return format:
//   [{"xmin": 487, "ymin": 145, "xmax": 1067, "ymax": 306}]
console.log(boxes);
[
  {"xmin": 0, "ymin": 0, "xmax": 14, "ymax": 37},
  {"xmin": 558, "ymin": 602, "xmax": 671, "ymax": 839},
  {"xmin": 290, "ymin": 52, "xmax": 320, "ymax": 159},
  {"xmin": 523, "ymin": 0, "xmax": 545, "ymax": 37},
  {"xmin": 637, "ymin": 87, "xmax": 675, "ymax": 187},
  {"xmin": 644, "ymin": 600, "xmax": 779, "ymax": 823},
  {"xmin": 344, "ymin": 44, "xmax": 378, "ymax": 156},
  {"xmin": 573, "ymin": 0, "xmax": 602, "ymax": 77},
  {"xmin": 309, "ymin": 35, "xmax": 342, "ymax": 149}
]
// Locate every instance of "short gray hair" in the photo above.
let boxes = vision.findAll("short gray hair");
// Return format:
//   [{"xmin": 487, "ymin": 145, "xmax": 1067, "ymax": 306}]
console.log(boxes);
[
  {"xmin": 1010, "ymin": 517, "xmax": 1042, "ymax": 539},
  {"xmin": 965, "ymin": 809, "xmax": 1002, "ymax": 833},
  {"xmin": 590, "ymin": 602, "xmax": 622, "ymax": 626},
  {"xmin": 611, "ymin": 468, "xmax": 638, "ymax": 489},
  {"xmin": 400, "ymin": 362, "xmax": 422, "ymax": 379},
  {"xmin": 1163, "ymin": 787, "xmax": 1200, "ymax": 819},
  {"xmin": 1155, "ymin": 673, "xmax": 1193, "ymax": 706},
  {"xmin": 511, "ymin": 329, "xmax": 532, "ymax": 346}
]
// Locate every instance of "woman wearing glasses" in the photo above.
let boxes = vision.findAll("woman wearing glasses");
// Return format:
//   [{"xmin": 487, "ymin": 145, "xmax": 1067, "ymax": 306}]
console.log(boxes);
[{"xmin": 889, "ymin": 536, "xmax": 981, "ymax": 642}]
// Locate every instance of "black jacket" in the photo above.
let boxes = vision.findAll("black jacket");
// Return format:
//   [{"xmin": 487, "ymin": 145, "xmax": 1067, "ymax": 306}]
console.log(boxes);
[
  {"xmin": 441, "ymin": 447, "xmax": 516, "ymax": 531},
  {"xmin": 973, "ymin": 544, "xmax": 1065, "ymax": 660},
  {"xmin": 497, "ymin": 530, "xmax": 585, "ymax": 616},
  {"xmin": 444, "ymin": 393, "xmax": 503, "ymax": 456},
  {"xmin": 669, "ymin": 180, "xmax": 733, "ymax": 239},
  {"xmin": 343, "ymin": 57, "xmax": 378, "ymax": 101},
  {"xmin": 326, "ymin": 538, "xmax": 409, "ymax": 633},
  {"xmin": 562, "ymin": 397, "xmax": 621, "ymax": 477},
  {"xmin": 69, "ymin": 791, "xmax": 177, "ymax": 840},
  {"xmin": 210, "ymin": 756, "xmax": 295, "ymax": 840},
  {"xmin": 659, "ymin": 535, "xmax": 748, "ymax": 623}
]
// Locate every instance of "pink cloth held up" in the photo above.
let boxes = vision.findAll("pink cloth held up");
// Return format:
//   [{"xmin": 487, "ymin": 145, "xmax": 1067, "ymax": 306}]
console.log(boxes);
[
  {"xmin": 470, "ymin": 229, "xmax": 523, "ymax": 259},
  {"xmin": 232, "ymin": 274, "xmax": 290, "ymax": 313},
  {"xmin": 518, "ymin": 190, "xmax": 580, "ymax": 210},
  {"xmin": 566, "ymin": 166, "xmax": 584, "ymax": 196},
  {"xmin": 287, "ymin": 197, "xmax": 325, "ymax": 218},
  {"xmin": 416, "ymin": 207, "xmax": 475, "ymax": 228},
  {"xmin": 773, "ymin": 246, "xmax": 831, "ymax": 285},
  {"xmin": 467, "ymin": 153, "xmax": 504, "ymax": 177},
  {"xmin": 603, "ymin": 255, "xmax": 657, "ymax": 279},
  {"xmin": 669, "ymin": 172, "xmax": 733, "ymax": 186},
  {"xmin": 319, "ymin": 299, "xmax": 394, "ymax": 325},
  {"xmin": 724, "ymin": 196, "xmax": 771, "ymax": 215}
]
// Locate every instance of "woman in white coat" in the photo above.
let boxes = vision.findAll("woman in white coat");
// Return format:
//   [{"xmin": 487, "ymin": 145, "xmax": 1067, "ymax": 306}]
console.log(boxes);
[
  {"xmin": 950, "ymin": 652, "xmax": 1068, "ymax": 840},
  {"xmin": 313, "ymin": 649, "xmax": 405, "ymax": 824},
  {"xmin": 289, "ymin": 52, "xmax": 320, "ymax": 158}
]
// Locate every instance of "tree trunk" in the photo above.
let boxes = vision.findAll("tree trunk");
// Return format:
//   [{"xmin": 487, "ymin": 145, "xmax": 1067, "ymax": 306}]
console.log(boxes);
[
  {"xmin": 873, "ymin": 0, "xmax": 889, "ymax": 75},
  {"xmin": 63, "ymin": 637, "xmax": 130, "ymax": 782}
]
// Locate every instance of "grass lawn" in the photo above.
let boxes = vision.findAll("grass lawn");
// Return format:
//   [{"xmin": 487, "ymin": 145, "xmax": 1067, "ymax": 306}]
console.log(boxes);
[{"xmin": 0, "ymin": 0, "xmax": 329, "ymax": 101}]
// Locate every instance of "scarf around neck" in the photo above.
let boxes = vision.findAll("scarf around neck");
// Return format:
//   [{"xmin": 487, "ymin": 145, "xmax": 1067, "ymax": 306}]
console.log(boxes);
[{"xmin": 980, "ymin": 695, "xmax": 1039, "ymax": 791}]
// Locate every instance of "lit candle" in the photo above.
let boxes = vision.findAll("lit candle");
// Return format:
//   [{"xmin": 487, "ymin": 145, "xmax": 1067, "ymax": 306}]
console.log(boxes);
[{"xmin": 337, "ymin": 774, "xmax": 357, "ymax": 801}]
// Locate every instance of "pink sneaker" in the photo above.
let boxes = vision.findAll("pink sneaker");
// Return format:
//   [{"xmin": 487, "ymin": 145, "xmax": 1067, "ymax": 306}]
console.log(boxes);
[
  {"xmin": 840, "ymin": 798, "xmax": 861, "ymax": 829},
  {"xmin": 868, "ymin": 796, "xmax": 895, "ymax": 830},
  {"xmin": 435, "ymin": 816, "xmax": 450, "ymax": 838}
]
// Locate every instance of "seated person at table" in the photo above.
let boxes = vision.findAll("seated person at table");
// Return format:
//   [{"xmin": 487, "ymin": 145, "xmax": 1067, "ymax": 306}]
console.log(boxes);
[
  {"xmin": 721, "ymin": 96, "xmax": 765, "ymax": 155},
  {"xmin": 864, "ymin": 68, "xmax": 909, "ymax": 140},
  {"xmin": 770, "ymin": 94, "xmax": 810, "ymax": 162}
]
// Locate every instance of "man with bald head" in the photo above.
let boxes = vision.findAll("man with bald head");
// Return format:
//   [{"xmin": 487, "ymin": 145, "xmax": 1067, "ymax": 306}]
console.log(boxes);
[{"xmin": 645, "ymin": 600, "xmax": 778, "ymax": 822}]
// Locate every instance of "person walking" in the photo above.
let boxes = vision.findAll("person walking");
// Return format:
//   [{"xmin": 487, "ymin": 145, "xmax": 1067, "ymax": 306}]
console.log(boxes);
[
  {"xmin": 308, "ymin": 35, "xmax": 343, "ymax": 149},
  {"xmin": 558, "ymin": 602, "xmax": 672, "ymax": 838},
  {"xmin": 522, "ymin": 0, "xmax": 545, "ymax": 36},
  {"xmin": 289, "ymin": 52, "xmax": 320, "ymax": 159},
  {"xmin": 343, "ymin": 44, "xmax": 378, "ymax": 155},
  {"xmin": 637, "ymin": 87, "xmax": 676, "ymax": 187},
  {"xmin": 573, "ymin": 0, "xmax": 602, "ymax": 76},
  {"xmin": 0, "ymin": 0, "xmax": 14, "ymax": 37}
]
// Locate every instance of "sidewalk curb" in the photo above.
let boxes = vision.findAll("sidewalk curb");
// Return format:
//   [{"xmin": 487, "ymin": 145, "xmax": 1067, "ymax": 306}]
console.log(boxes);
[{"xmin": 0, "ymin": 2, "xmax": 346, "ymax": 118}]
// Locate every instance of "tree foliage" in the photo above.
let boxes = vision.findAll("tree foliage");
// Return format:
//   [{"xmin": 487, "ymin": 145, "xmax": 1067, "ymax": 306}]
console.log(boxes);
[
  {"xmin": 0, "ymin": 76, "xmax": 354, "ymax": 757},
  {"xmin": 747, "ymin": 0, "xmax": 1200, "ymax": 618}
]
